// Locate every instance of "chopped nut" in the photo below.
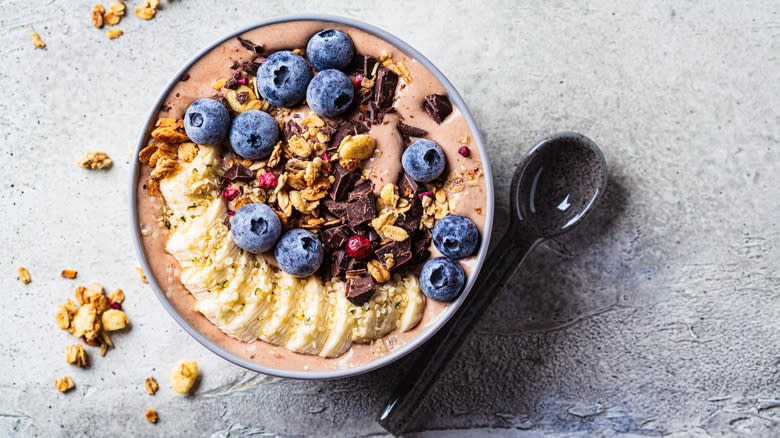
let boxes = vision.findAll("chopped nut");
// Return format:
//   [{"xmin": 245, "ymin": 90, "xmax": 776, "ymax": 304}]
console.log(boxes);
[
  {"xmin": 54, "ymin": 305, "xmax": 71, "ymax": 330},
  {"xmin": 171, "ymin": 360, "xmax": 198, "ymax": 394},
  {"xmin": 135, "ymin": 6, "xmax": 156, "ymax": 20},
  {"xmin": 367, "ymin": 260, "xmax": 391, "ymax": 283},
  {"xmin": 338, "ymin": 134, "xmax": 376, "ymax": 160},
  {"xmin": 145, "ymin": 408, "xmax": 158, "ymax": 423},
  {"xmin": 78, "ymin": 151, "xmax": 113, "ymax": 170},
  {"xmin": 101, "ymin": 309, "xmax": 129, "ymax": 331},
  {"xmin": 91, "ymin": 5, "xmax": 105, "ymax": 28},
  {"xmin": 136, "ymin": 266, "xmax": 148, "ymax": 284},
  {"xmin": 144, "ymin": 377, "xmax": 159, "ymax": 395},
  {"xmin": 54, "ymin": 376, "xmax": 75, "ymax": 393},
  {"xmin": 17, "ymin": 266, "xmax": 31, "ymax": 285},
  {"xmin": 72, "ymin": 303, "xmax": 100, "ymax": 342},
  {"xmin": 109, "ymin": 288, "xmax": 125, "ymax": 305},
  {"xmin": 65, "ymin": 344, "xmax": 88, "ymax": 367},
  {"xmin": 106, "ymin": 28, "xmax": 124, "ymax": 40},
  {"xmin": 61, "ymin": 269, "xmax": 78, "ymax": 279},
  {"xmin": 28, "ymin": 28, "xmax": 46, "ymax": 49}
]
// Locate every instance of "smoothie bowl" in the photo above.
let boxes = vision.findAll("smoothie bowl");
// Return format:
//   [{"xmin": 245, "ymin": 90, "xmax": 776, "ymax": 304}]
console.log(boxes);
[{"xmin": 130, "ymin": 15, "xmax": 494, "ymax": 379}]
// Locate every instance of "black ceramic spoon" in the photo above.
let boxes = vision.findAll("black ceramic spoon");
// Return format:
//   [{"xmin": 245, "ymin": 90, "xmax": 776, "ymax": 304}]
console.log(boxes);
[{"xmin": 377, "ymin": 132, "xmax": 608, "ymax": 436}]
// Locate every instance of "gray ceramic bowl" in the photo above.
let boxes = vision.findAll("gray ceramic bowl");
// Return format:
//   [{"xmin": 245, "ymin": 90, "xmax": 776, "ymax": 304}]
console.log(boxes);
[{"xmin": 130, "ymin": 14, "xmax": 494, "ymax": 379}]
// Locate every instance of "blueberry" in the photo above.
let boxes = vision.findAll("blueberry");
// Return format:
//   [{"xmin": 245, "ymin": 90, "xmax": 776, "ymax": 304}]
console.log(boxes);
[
  {"xmin": 230, "ymin": 203, "xmax": 282, "ymax": 253},
  {"xmin": 401, "ymin": 139, "xmax": 446, "ymax": 182},
  {"xmin": 183, "ymin": 98, "xmax": 230, "ymax": 145},
  {"xmin": 305, "ymin": 69, "xmax": 354, "ymax": 117},
  {"xmin": 419, "ymin": 257, "xmax": 465, "ymax": 301},
  {"xmin": 306, "ymin": 29, "xmax": 355, "ymax": 71},
  {"xmin": 274, "ymin": 229, "xmax": 324, "ymax": 277},
  {"xmin": 229, "ymin": 110, "xmax": 279, "ymax": 160},
  {"xmin": 433, "ymin": 214, "xmax": 480, "ymax": 259},
  {"xmin": 256, "ymin": 51, "xmax": 313, "ymax": 108}
]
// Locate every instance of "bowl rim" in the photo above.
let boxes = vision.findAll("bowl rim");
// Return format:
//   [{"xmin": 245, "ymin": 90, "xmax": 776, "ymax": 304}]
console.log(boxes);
[{"xmin": 129, "ymin": 13, "xmax": 495, "ymax": 380}]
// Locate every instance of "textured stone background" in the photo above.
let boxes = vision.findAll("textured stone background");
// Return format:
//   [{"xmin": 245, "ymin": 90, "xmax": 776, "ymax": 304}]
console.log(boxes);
[{"xmin": 2, "ymin": 1, "xmax": 779, "ymax": 436}]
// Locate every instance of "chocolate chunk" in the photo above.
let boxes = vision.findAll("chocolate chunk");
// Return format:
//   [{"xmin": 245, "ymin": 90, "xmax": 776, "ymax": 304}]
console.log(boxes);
[
  {"xmin": 346, "ymin": 195, "xmax": 377, "ymax": 229},
  {"xmin": 322, "ymin": 224, "xmax": 351, "ymax": 249},
  {"xmin": 423, "ymin": 94, "xmax": 453, "ymax": 124},
  {"xmin": 346, "ymin": 275, "xmax": 376, "ymax": 305},
  {"xmin": 397, "ymin": 172, "xmax": 420, "ymax": 198},
  {"xmin": 236, "ymin": 36, "xmax": 263, "ymax": 54},
  {"xmin": 322, "ymin": 199, "xmax": 348, "ymax": 218},
  {"xmin": 397, "ymin": 121, "xmax": 428, "ymax": 139},
  {"xmin": 284, "ymin": 119, "xmax": 303, "ymax": 140},
  {"xmin": 366, "ymin": 100, "xmax": 381, "ymax": 124},
  {"xmin": 364, "ymin": 55, "xmax": 379, "ymax": 77},
  {"xmin": 375, "ymin": 239, "xmax": 413, "ymax": 271},
  {"xmin": 329, "ymin": 165, "xmax": 358, "ymax": 201},
  {"xmin": 374, "ymin": 67, "xmax": 399, "ymax": 109},
  {"xmin": 411, "ymin": 229, "xmax": 433, "ymax": 263},
  {"xmin": 347, "ymin": 180, "xmax": 373, "ymax": 202},
  {"xmin": 394, "ymin": 197, "xmax": 422, "ymax": 233},
  {"xmin": 327, "ymin": 249, "xmax": 348, "ymax": 279},
  {"xmin": 225, "ymin": 77, "xmax": 239, "ymax": 90},
  {"xmin": 236, "ymin": 91, "xmax": 249, "ymax": 104},
  {"xmin": 230, "ymin": 60, "xmax": 241, "ymax": 70},
  {"xmin": 346, "ymin": 258, "xmax": 366, "ymax": 272},
  {"xmin": 223, "ymin": 163, "xmax": 255, "ymax": 182}
]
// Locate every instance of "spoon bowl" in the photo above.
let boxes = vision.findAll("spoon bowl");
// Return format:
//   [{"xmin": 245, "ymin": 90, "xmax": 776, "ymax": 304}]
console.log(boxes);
[{"xmin": 512, "ymin": 131, "xmax": 608, "ymax": 237}]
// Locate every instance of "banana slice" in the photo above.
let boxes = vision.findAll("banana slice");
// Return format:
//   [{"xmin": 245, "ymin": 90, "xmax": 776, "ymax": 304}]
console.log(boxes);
[
  {"xmin": 319, "ymin": 282, "xmax": 354, "ymax": 358},
  {"xmin": 397, "ymin": 275, "xmax": 425, "ymax": 332},
  {"xmin": 285, "ymin": 277, "xmax": 329, "ymax": 355},
  {"xmin": 258, "ymin": 274, "xmax": 301, "ymax": 346}
]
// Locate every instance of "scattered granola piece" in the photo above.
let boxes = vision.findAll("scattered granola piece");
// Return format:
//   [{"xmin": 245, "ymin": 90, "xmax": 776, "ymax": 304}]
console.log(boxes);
[
  {"xmin": 106, "ymin": 29, "xmax": 124, "ymax": 40},
  {"xmin": 71, "ymin": 303, "xmax": 100, "ymax": 341},
  {"xmin": 65, "ymin": 344, "xmax": 88, "ymax": 367},
  {"xmin": 17, "ymin": 266, "xmax": 31, "ymax": 285},
  {"xmin": 54, "ymin": 376, "xmax": 75, "ymax": 393},
  {"xmin": 109, "ymin": 1, "xmax": 126, "ymax": 15},
  {"xmin": 170, "ymin": 360, "xmax": 198, "ymax": 394},
  {"xmin": 136, "ymin": 266, "xmax": 148, "ymax": 284},
  {"xmin": 28, "ymin": 28, "xmax": 46, "ymax": 49},
  {"xmin": 54, "ymin": 305, "xmax": 71, "ymax": 330},
  {"xmin": 78, "ymin": 151, "xmax": 113, "ymax": 170},
  {"xmin": 101, "ymin": 309, "xmax": 129, "ymax": 331},
  {"xmin": 91, "ymin": 4, "xmax": 105, "ymax": 28},
  {"xmin": 144, "ymin": 377, "xmax": 159, "ymax": 395},
  {"xmin": 61, "ymin": 269, "xmax": 78, "ymax": 279},
  {"xmin": 145, "ymin": 408, "xmax": 158, "ymax": 424},
  {"xmin": 103, "ymin": 11, "xmax": 121, "ymax": 26},
  {"xmin": 109, "ymin": 288, "xmax": 125, "ymax": 306},
  {"xmin": 135, "ymin": 5, "xmax": 156, "ymax": 20}
]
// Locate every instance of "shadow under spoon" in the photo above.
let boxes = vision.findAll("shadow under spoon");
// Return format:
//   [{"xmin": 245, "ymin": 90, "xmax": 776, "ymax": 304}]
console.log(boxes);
[{"xmin": 377, "ymin": 131, "xmax": 609, "ymax": 435}]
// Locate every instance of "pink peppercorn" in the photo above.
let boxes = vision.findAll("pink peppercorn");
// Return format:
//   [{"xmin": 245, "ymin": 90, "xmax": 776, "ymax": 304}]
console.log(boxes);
[
  {"xmin": 457, "ymin": 146, "xmax": 471, "ymax": 157},
  {"xmin": 223, "ymin": 185, "xmax": 240, "ymax": 201},
  {"xmin": 258, "ymin": 172, "xmax": 278, "ymax": 189},
  {"xmin": 227, "ymin": 209, "xmax": 236, "ymax": 216},
  {"xmin": 418, "ymin": 191, "xmax": 433, "ymax": 200},
  {"xmin": 352, "ymin": 74, "xmax": 364, "ymax": 88}
]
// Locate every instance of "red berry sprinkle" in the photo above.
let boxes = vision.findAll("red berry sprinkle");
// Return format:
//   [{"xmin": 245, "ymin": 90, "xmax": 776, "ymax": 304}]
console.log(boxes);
[
  {"xmin": 258, "ymin": 172, "xmax": 278, "ymax": 189},
  {"xmin": 223, "ymin": 185, "xmax": 240, "ymax": 201},
  {"xmin": 110, "ymin": 301, "xmax": 121, "ymax": 310},
  {"xmin": 236, "ymin": 76, "xmax": 247, "ymax": 85},
  {"xmin": 457, "ymin": 146, "xmax": 471, "ymax": 157},
  {"xmin": 352, "ymin": 74, "xmax": 364, "ymax": 88},
  {"xmin": 418, "ymin": 191, "xmax": 433, "ymax": 200},
  {"xmin": 227, "ymin": 209, "xmax": 236, "ymax": 216},
  {"xmin": 345, "ymin": 235, "xmax": 371, "ymax": 260},
  {"xmin": 321, "ymin": 151, "xmax": 330, "ymax": 162}
]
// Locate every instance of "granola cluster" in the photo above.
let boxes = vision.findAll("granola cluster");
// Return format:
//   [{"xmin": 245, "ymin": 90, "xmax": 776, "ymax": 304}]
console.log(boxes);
[
  {"xmin": 54, "ymin": 283, "xmax": 129, "ymax": 357},
  {"xmin": 138, "ymin": 118, "xmax": 192, "ymax": 195}
]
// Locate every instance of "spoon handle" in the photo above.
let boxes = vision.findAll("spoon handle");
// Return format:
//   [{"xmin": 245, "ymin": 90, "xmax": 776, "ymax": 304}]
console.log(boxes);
[{"xmin": 377, "ymin": 230, "xmax": 541, "ymax": 435}]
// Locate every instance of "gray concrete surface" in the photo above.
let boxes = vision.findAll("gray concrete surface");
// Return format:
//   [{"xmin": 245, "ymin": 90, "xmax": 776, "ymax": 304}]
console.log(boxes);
[{"xmin": 2, "ymin": 0, "xmax": 780, "ymax": 436}]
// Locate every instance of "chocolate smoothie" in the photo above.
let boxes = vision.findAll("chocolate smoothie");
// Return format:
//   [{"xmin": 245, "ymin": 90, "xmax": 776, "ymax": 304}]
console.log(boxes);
[{"xmin": 135, "ymin": 20, "xmax": 488, "ymax": 372}]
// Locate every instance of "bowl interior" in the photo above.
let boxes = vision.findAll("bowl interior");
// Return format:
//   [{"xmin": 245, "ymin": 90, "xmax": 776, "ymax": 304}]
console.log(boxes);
[{"xmin": 130, "ymin": 14, "xmax": 494, "ymax": 379}]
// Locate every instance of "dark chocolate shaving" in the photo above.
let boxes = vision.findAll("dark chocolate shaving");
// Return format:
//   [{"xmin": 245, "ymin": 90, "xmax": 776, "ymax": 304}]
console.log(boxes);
[
  {"xmin": 346, "ymin": 275, "xmax": 376, "ymax": 305},
  {"xmin": 411, "ymin": 229, "xmax": 433, "ymax": 263},
  {"xmin": 223, "ymin": 164, "xmax": 255, "ymax": 182},
  {"xmin": 322, "ymin": 199, "xmax": 348, "ymax": 218},
  {"xmin": 423, "ymin": 94, "xmax": 453, "ymax": 124},
  {"xmin": 284, "ymin": 119, "xmax": 304, "ymax": 140},
  {"xmin": 224, "ymin": 77, "xmax": 239, "ymax": 90},
  {"xmin": 329, "ymin": 120, "xmax": 369, "ymax": 151},
  {"xmin": 230, "ymin": 60, "xmax": 241, "ymax": 70},
  {"xmin": 374, "ymin": 67, "xmax": 399, "ymax": 109},
  {"xmin": 347, "ymin": 180, "xmax": 373, "ymax": 202},
  {"xmin": 397, "ymin": 172, "xmax": 420, "ymax": 198},
  {"xmin": 397, "ymin": 122, "xmax": 428, "ymax": 139},
  {"xmin": 329, "ymin": 249, "xmax": 348, "ymax": 279},
  {"xmin": 236, "ymin": 91, "xmax": 249, "ymax": 104},
  {"xmin": 236, "ymin": 36, "xmax": 264, "ymax": 54},
  {"xmin": 375, "ymin": 239, "xmax": 413, "ymax": 271},
  {"xmin": 394, "ymin": 197, "xmax": 423, "ymax": 233},
  {"xmin": 180, "ymin": 73, "xmax": 190, "ymax": 82}
]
